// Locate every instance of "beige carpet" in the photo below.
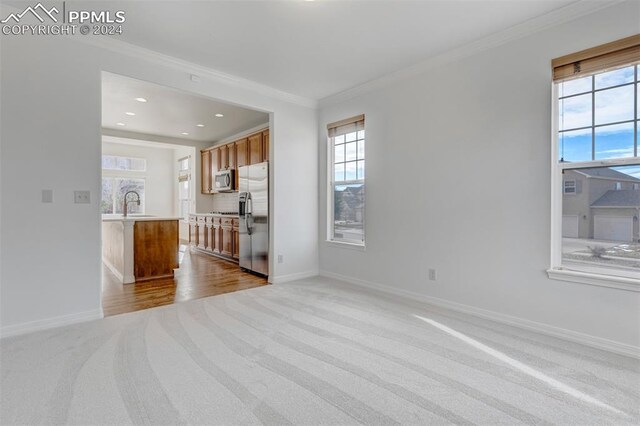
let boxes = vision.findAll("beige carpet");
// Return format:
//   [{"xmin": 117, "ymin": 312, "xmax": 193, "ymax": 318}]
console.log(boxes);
[{"xmin": 1, "ymin": 276, "xmax": 638, "ymax": 425}]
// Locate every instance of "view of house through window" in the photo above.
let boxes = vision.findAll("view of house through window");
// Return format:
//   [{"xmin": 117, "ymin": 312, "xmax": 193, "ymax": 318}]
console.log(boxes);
[
  {"xmin": 101, "ymin": 155, "xmax": 146, "ymax": 214},
  {"xmin": 328, "ymin": 115, "xmax": 365, "ymax": 244},
  {"xmin": 556, "ymin": 63, "xmax": 639, "ymax": 279}
]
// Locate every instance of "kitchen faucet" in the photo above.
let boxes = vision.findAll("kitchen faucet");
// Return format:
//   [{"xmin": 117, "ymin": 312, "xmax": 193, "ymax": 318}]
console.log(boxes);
[{"xmin": 123, "ymin": 191, "xmax": 141, "ymax": 217}]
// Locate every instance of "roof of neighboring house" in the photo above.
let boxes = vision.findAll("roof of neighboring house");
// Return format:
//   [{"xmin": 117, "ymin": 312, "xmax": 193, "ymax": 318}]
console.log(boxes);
[
  {"xmin": 591, "ymin": 190, "xmax": 640, "ymax": 208},
  {"xmin": 572, "ymin": 168, "xmax": 640, "ymax": 182}
]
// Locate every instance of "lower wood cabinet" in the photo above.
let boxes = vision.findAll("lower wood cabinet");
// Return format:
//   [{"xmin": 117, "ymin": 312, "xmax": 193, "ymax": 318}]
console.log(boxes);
[
  {"xmin": 232, "ymin": 219, "xmax": 239, "ymax": 259},
  {"xmin": 190, "ymin": 214, "xmax": 238, "ymax": 263}
]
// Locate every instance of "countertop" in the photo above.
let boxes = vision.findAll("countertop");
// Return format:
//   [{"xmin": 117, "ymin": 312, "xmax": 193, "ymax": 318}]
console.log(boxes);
[
  {"xmin": 102, "ymin": 215, "xmax": 182, "ymax": 222},
  {"xmin": 191, "ymin": 213, "xmax": 240, "ymax": 218}
]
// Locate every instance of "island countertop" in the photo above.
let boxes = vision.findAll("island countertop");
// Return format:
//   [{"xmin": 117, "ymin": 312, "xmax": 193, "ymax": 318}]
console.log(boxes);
[{"xmin": 102, "ymin": 215, "xmax": 182, "ymax": 222}]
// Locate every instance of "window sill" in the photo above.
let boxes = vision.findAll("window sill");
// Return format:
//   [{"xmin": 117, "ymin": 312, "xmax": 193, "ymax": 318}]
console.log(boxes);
[
  {"xmin": 325, "ymin": 240, "xmax": 366, "ymax": 251},
  {"xmin": 547, "ymin": 268, "xmax": 639, "ymax": 292}
]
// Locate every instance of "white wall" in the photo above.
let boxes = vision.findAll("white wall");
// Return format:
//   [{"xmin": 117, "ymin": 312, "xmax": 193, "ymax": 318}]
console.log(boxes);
[
  {"xmin": 1, "ymin": 35, "xmax": 318, "ymax": 334},
  {"xmin": 102, "ymin": 142, "xmax": 175, "ymax": 217},
  {"xmin": 319, "ymin": 1, "xmax": 640, "ymax": 351}
]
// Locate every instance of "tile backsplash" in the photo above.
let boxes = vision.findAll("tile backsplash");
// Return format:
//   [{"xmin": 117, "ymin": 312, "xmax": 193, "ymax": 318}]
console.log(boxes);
[{"xmin": 211, "ymin": 192, "xmax": 239, "ymax": 213}]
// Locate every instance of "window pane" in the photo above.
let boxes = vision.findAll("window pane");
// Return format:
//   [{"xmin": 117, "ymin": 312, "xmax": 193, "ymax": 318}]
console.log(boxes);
[
  {"xmin": 594, "ymin": 122, "xmax": 635, "ymax": 159},
  {"xmin": 594, "ymin": 66, "xmax": 634, "ymax": 89},
  {"xmin": 102, "ymin": 155, "xmax": 146, "ymax": 171},
  {"xmin": 345, "ymin": 142, "xmax": 357, "ymax": 161},
  {"xmin": 561, "ymin": 164, "xmax": 640, "ymax": 279},
  {"xmin": 115, "ymin": 179, "xmax": 145, "ymax": 214},
  {"xmin": 345, "ymin": 161, "xmax": 357, "ymax": 180},
  {"xmin": 179, "ymin": 181, "xmax": 189, "ymax": 199},
  {"xmin": 559, "ymin": 129, "xmax": 592, "ymax": 162},
  {"xmin": 334, "ymin": 144, "xmax": 345, "ymax": 163},
  {"xmin": 637, "ymin": 85, "xmax": 639, "ymax": 119},
  {"xmin": 334, "ymin": 135, "xmax": 344, "ymax": 145},
  {"xmin": 101, "ymin": 178, "xmax": 113, "ymax": 214},
  {"xmin": 357, "ymin": 130, "xmax": 365, "ymax": 140},
  {"xmin": 559, "ymin": 76, "xmax": 591, "ymax": 98},
  {"xmin": 333, "ymin": 183, "xmax": 364, "ymax": 243},
  {"xmin": 345, "ymin": 131, "xmax": 357, "ymax": 142},
  {"xmin": 357, "ymin": 160, "xmax": 365, "ymax": 179},
  {"xmin": 357, "ymin": 140, "xmax": 365, "ymax": 160},
  {"xmin": 559, "ymin": 93, "xmax": 592, "ymax": 130},
  {"xmin": 334, "ymin": 163, "xmax": 345, "ymax": 182},
  {"xmin": 595, "ymin": 85, "xmax": 634, "ymax": 125}
]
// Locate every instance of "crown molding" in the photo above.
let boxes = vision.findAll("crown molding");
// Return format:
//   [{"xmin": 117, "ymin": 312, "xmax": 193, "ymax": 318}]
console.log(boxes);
[
  {"xmin": 76, "ymin": 35, "xmax": 318, "ymax": 109},
  {"xmin": 318, "ymin": 0, "xmax": 625, "ymax": 108}
]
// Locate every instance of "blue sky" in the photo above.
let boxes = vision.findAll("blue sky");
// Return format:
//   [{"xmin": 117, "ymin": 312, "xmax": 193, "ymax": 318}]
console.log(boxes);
[{"xmin": 559, "ymin": 65, "xmax": 639, "ymax": 177}]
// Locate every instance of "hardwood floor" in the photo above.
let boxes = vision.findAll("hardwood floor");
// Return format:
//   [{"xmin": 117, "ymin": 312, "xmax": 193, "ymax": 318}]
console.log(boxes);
[{"xmin": 102, "ymin": 243, "xmax": 268, "ymax": 317}]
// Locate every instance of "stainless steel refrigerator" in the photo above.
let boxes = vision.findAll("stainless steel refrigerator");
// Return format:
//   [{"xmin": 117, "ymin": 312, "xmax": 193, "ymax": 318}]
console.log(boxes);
[{"xmin": 238, "ymin": 162, "xmax": 269, "ymax": 276}]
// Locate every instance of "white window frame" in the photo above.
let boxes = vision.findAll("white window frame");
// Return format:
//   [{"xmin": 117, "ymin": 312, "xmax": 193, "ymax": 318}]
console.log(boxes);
[
  {"xmin": 326, "ymin": 117, "xmax": 366, "ymax": 249},
  {"xmin": 563, "ymin": 179, "xmax": 577, "ymax": 194},
  {"xmin": 177, "ymin": 156, "xmax": 191, "ymax": 221},
  {"xmin": 548, "ymin": 74, "xmax": 640, "ymax": 292}
]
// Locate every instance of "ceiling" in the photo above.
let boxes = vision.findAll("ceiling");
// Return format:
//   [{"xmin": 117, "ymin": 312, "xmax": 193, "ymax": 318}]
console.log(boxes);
[
  {"xmin": 102, "ymin": 72, "xmax": 269, "ymax": 142},
  {"xmin": 90, "ymin": 0, "xmax": 594, "ymax": 100}
]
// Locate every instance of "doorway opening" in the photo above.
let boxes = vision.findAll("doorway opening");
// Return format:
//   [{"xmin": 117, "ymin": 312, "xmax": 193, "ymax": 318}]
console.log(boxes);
[{"xmin": 100, "ymin": 72, "xmax": 271, "ymax": 316}]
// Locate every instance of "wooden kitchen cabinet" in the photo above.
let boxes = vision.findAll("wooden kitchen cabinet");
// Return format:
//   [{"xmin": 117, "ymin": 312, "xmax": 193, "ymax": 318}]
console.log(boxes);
[
  {"xmin": 248, "ymin": 133, "xmax": 263, "ymax": 165},
  {"xmin": 201, "ymin": 150, "xmax": 212, "ymax": 194},
  {"xmin": 211, "ymin": 147, "xmax": 220, "ymax": 175},
  {"xmin": 232, "ymin": 219, "xmax": 239, "ymax": 259},
  {"xmin": 197, "ymin": 216, "xmax": 208, "ymax": 250},
  {"xmin": 262, "ymin": 129, "xmax": 269, "ymax": 162},
  {"xmin": 221, "ymin": 217, "xmax": 233, "ymax": 256},
  {"xmin": 211, "ymin": 217, "xmax": 221, "ymax": 254}
]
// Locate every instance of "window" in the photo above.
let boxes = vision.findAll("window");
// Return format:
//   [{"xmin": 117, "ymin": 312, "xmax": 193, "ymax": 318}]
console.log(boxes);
[
  {"xmin": 102, "ymin": 155, "xmax": 146, "ymax": 171},
  {"xmin": 101, "ymin": 155, "xmax": 146, "ymax": 214},
  {"xmin": 327, "ymin": 115, "xmax": 365, "ymax": 245},
  {"xmin": 551, "ymin": 35, "xmax": 640, "ymax": 287},
  {"xmin": 563, "ymin": 180, "xmax": 577, "ymax": 194},
  {"xmin": 101, "ymin": 178, "xmax": 145, "ymax": 214},
  {"xmin": 178, "ymin": 156, "xmax": 191, "ymax": 221}
]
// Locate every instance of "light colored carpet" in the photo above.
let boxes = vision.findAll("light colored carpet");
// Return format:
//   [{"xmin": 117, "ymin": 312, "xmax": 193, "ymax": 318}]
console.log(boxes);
[{"xmin": 1, "ymin": 276, "xmax": 638, "ymax": 425}]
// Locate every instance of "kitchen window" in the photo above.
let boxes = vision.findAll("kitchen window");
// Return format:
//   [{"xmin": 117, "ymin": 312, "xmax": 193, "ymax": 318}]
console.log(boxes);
[
  {"xmin": 101, "ymin": 155, "xmax": 146, "ymax": 214},
  {"xmin": 549, "ymin": 35, "xmax": 640, "ymax": 290},
  {"xmin": 327, "ymin": 115, "xmax": 365, "ymax": 245}
]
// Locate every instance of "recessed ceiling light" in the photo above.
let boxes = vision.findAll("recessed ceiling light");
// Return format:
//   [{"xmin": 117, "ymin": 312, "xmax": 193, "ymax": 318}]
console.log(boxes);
[
  {"xmin": 125, "ymin": 112, "xmax": 136, "ymax": 116},
  {"xmin": 116, "ymin": 122, "xmax": 125, "ymax": 126},
  {"xmin": 181, "ymin": 132, "xmax": 189, "ymax": 135},
  {"xmin": 196, "ymin": 124, "xmax": 205, "ymax": 127},
  {"xmin": 135, "ymin": 97, "xmax": 147, "ymax": 103},
  {"xmin": 215, "ymin": 113, "xmax": 224, "ymax": 118}
]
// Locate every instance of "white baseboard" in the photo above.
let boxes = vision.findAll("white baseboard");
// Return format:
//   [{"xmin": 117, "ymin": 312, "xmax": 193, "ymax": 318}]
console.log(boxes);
[
  {"xmin": 0, "ymin": 309, "xmax": 104, "ymax": 339},
  {"xmin": 319, "ymin": 270, "xmax": 640, "ymax": 359},
  {"xmin": 270, "ymin": 269, "xmax": 319, "ymax": 284},
  {"xmin": 102, "ymin": 257, "xmax": 124, "ymax": 282}
]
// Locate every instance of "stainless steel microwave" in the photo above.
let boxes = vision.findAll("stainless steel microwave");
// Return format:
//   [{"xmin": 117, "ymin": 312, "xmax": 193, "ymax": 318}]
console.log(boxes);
[{"xmin": 214, "ymin": 169, "xmax": 235, "ymax": 192}]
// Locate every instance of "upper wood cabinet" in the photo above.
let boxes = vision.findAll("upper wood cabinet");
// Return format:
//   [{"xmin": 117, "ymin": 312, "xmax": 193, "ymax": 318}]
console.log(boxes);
[
  {"xmin": 262, "ymin": 129, "xmax": 269, "ymax": 162},
  {"xmin": 226, "ymin": 142, "xmax": 236, "ymax": 170},
  {"xmin": 235, "ymin": 138, "xmax": 248, "ymax": 168},
  {"xmin": 201, "ymin": 150, "xmax": 212, "ymax": 194},
  {"xmin": 211, "ymin": 147, "xmax": 220, "ymax": 174},
  {"xmin": 248, "ymin": 133, "xmax": 263, "ymax": 165},
  {"xmin": 201, "ymin": 128, "xmax": 269, "ymax": 194}
]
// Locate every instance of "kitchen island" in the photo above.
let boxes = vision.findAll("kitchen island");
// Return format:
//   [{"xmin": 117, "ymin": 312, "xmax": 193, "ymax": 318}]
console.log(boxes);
[{"xmin": 102, "ymin": 215, "xmax": 180, "ymax": 284}]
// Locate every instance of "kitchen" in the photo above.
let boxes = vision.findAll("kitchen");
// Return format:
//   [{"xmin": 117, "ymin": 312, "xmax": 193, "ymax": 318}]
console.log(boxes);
[{"xmin": 100, "ymin": 72, "xmax": 271, "ymax": 316}]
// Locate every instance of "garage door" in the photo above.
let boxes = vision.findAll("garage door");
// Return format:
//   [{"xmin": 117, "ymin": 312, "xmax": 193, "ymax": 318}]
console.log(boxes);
[
  {"xmin": 594, "ymin": 216, "xmax": 633, "ymax": 242},
  {"xmin": 562, "ymin": 215, "xmax": 579, "ymax": 238}
]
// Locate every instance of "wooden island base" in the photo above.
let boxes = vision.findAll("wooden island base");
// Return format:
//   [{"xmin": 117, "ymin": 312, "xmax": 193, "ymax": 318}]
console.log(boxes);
[{"xmin": 134, "ymin": 220, "xmax": 179, "ymax": 282}]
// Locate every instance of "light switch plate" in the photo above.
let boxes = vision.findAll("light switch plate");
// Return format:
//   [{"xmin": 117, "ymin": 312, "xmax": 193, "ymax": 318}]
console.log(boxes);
[
  {"xmin": 42, "ymin": 189, "xmax": 53, "ymax": 203},
  {"xmin": 74, "ymin": 190, "xmax": 90, "ymax": 204}
]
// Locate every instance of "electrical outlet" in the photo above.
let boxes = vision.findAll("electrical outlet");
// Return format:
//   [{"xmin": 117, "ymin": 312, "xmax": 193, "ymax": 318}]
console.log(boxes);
[
  {"xmin": 277, "ymin": 254, "xmax": 284, "ymax": 264},
  {"xmin": 428, "ymin": 268, "xmax": 437, "ymax": 281},
  {"xmin": 74, "ymin": 190, "xmax": 90, "ymax": 204}
]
